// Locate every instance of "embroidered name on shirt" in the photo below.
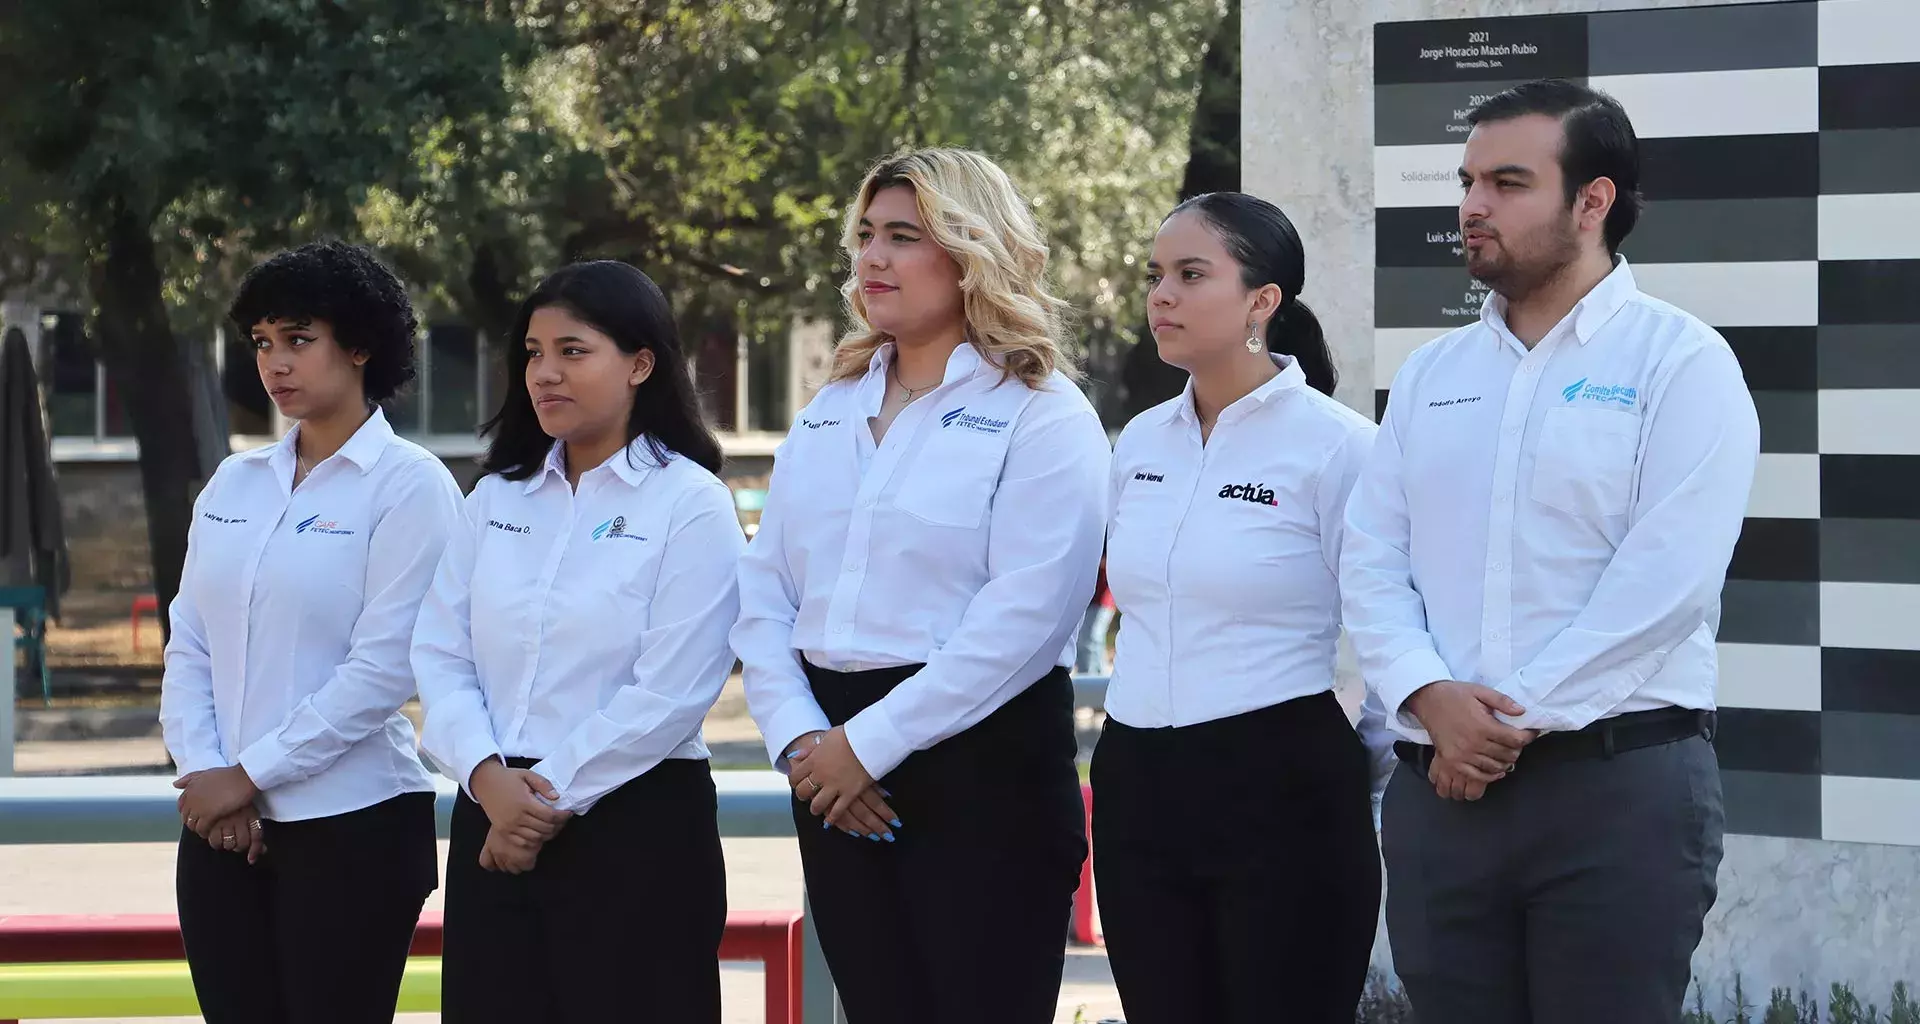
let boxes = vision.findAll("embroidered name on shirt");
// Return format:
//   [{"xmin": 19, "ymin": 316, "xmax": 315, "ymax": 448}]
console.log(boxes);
[
  {"xmin": 201, "ymin": 513, "xmax": 247, "ymax": 525},
  {"xmin": 1562, "ymin": 377, "xmax": 1638, "ymax": 408},
  {"xmin": 295, "ymin": 515, "xmax": 355, "ymax": 536},
  {"xmin": 801, "ymin": 417, "xmax": 841, "ymax": 429},
  {"xmin": 591, "ymin": 516, "xmax": 647, "ymax": 542},
  {"xmin": 1218, "ymin": 482, "xmax": 1279, "ymax": 506},
  {"xmin": 488, "ymin": 519, "xmax": 532, "ymax": 535},
  {"xmin": 1428, "ymin": 396, "xmax": 1482, "ymax": 408},
  {"xmin": 939, "ymin": 406, "xmax": 1010, "ymax": 434},
  {"xmin": 1133, "ymin": 471, "xmax": 1165, "ymax": 482}
]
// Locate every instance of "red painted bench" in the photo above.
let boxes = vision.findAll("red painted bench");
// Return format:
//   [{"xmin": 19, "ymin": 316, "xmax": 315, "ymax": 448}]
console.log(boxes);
[
  {"xmin": 0, "ymin": 908, "xmax": 803, "ymax": 1023},
  {"xmin": 129, "ymin": 595, "xmax": 158, "ymax": 653}
]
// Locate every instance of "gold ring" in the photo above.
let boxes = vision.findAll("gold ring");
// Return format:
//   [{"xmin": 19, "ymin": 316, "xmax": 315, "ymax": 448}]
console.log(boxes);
[
  {"xmin": 221, "ymin": 832, "xmax": 236, "ymax": 848},
  {"xmin": 805, "ymin": 778, "xmax": 821, "ymax": 795}
]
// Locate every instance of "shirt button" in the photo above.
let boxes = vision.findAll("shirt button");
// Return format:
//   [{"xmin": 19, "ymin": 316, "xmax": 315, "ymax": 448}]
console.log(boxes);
[
  {"xmin": 1496, "ymin": 493, "xmax": 1510, "ymax": 504},
  {"xmin": 1489, "ymin": 630, "xmax": 1504, "ymax": 641},
  {"xmin": 860, "ymin": 496, "xmax": 875, "ymax": 508},
  {"xmin": 835, "ymin": 624, "xmax": 850, "ymax": 635},
  {"xmin": 1491, "ymin": 562, "xmax": 1505, "ymax": 572}
]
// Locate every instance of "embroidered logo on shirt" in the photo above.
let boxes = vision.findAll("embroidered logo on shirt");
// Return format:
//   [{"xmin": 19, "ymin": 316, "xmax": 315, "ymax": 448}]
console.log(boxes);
[
  {"xmin": 800, "ymin": 417, "xmax": 841, "ymax": 429},
  {"xmin": 294, "ymin": 514, "xmax": 355, "ymax": 536},
  {"xmin": 1562, "ymin": 377, "xmax": 1638, "ymax": 408},
  {"xmin": 1217, "ymin": 482, "xmax": 1279, "ymax": 506},
  {"xmin": 591, "ymin": 516, "xmax": 647, "ymax": 542},
  {"xmin": 1427, "ymin": 396, "xmax": 1482, "ymax": 408},
  {"xmin": 1133, "ymin": 471, "xmax": 1165, "ymax": 483},
  {"xmin": 939, "ymin": 406, "xmax": 1010, "ymax": 434},
  {"xmin": 201, "ymin": 512, "xmax": 248, "ymax": 525},
  {"xmin": 487, "ymin": 519, "xmax": 532, "ymax": 535}
]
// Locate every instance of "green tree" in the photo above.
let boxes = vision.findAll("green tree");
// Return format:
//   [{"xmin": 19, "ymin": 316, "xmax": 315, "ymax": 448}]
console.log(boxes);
[{"xmin": 0, "ymin": 1, "xmax": 529, "ymax": 629}]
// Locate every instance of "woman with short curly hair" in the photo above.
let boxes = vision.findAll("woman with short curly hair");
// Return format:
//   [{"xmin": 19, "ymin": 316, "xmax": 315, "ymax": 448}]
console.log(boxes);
[
  {"xmin": 733, "ymin": 149, "xmax": 1110, "ymax": 1022},
  {"xmin": 161, "ymin": 239, "xmax": 464, "ymax": 1023}
]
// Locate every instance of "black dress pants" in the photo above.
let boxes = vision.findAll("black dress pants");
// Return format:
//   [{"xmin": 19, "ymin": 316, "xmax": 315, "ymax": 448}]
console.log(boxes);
[
  {"xmin": 441, "ymin": 756, "xmax": 727, "ymax": 1024},
  {"xmin": 175, "ymin": 790, "xmax": 438, "ymax": 1024},
  {"xmin": 1092, "ymin": 691, "xmax": 1382, "ymax": 1024},
  {"xmin": 795, "ymin": 662, "xmax": 1088, "ymax": 1024}
]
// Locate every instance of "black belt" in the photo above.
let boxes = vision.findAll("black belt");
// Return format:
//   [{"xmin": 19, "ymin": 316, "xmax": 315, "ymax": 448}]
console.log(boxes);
[{"xmin": 1394, "ymin": 707, "xmax": 1716, "ymax": 773}]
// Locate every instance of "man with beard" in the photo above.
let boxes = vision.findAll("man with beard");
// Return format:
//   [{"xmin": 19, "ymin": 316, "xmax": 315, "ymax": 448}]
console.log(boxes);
[{"xmin": 1339, "ymin": 79, "xmax": 1759, "ymax": 1023}]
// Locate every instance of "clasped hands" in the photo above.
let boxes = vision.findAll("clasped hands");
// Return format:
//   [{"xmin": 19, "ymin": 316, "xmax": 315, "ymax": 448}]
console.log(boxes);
[
  {"xmin": 469, "ymin": 759, "xmax": 572, "ymax": 874},
  {"xmin": 1405, "ymin": 681, "xmax": 1539, "ymax": 802},
  {"xmin": 174, "ymin": 765, "xmax": 267, "ymax": 863},
  {"xmin": 785, "ymin": 728, "xmax": 901, "ymax": 843}
]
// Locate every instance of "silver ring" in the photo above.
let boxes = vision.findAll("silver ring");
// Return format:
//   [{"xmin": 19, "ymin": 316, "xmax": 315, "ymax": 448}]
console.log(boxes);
[
  {"xmin": 221, "ymin": 832, "xmax": 236, "ymax": 849},
  {"xmin": 247, "ymin": 820, "xmax": 263, "ymax": 832}
]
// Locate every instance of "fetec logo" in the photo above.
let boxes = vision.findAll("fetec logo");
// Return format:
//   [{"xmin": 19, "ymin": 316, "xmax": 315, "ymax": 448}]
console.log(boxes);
[
  {"xmin": 591, "ymin": 515, "xmax": 645, "ymax": 542},
  {"xmin": 1563, "ymin": 377, "xmax": 1638, "ymax": 408},
  {"xmin": 939, "ymin": 406, "xmax": 1010, "ymax": 434},
  {"xmin": 295, "ymin": 514, "xmax": 354, "ymax": 536}
]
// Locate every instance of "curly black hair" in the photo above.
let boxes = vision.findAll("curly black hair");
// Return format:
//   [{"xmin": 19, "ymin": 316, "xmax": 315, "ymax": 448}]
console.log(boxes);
[{"xmin": 227, "ymin": 240, "xmax": 419, "ymax": 403}]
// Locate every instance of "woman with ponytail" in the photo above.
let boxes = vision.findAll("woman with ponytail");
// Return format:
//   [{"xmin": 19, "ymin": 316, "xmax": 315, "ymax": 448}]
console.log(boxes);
[{"xmin": 1093, "ymin": 192, "xmax": 1396, "ymax": 1022}]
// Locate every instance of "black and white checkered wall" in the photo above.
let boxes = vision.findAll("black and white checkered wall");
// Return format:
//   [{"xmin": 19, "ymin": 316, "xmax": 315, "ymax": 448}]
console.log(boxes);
[{"xmin": 1372, "ymin": 0, "xmax": 1920, "ymax": 845}]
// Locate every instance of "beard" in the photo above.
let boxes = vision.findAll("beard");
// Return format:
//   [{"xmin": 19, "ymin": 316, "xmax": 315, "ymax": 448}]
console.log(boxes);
[{"xmin": 1465, "ymin": 215, "xmax": 1581, "ymax": 301}]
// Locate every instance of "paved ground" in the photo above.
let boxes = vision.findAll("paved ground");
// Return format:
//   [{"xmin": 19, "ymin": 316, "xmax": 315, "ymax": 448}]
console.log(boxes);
[{"xmin": 0, "ymin": 837, "xmax": 1124, "ymax": 1024}]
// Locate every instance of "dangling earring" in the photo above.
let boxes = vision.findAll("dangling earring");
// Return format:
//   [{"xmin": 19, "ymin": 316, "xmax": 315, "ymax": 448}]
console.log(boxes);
[{"xmin": 1245, "ymin": 321, "xmax": 1263, "ymax": 354}]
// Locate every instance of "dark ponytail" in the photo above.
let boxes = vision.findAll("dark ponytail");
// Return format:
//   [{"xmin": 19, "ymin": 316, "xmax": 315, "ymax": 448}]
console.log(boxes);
[{"xmin": 1168, "ymin": 192, "xmax": 1339, "ymax": 396}]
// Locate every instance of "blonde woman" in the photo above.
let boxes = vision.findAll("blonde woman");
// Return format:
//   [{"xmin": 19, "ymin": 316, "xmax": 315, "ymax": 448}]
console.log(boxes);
[{"xmin": 731, "ymin": 148, "xmax": 1109, "ymax": 1022}]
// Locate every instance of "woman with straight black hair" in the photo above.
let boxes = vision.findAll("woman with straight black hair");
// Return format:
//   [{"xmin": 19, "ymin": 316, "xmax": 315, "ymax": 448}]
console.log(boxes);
[
  {"xmin": 1094, "ymin": 192, "xmax": 1397, "ymax": 1022},
  {"xmin": 413, "ymin": 260, "xmax": 742, "ymax": 1022},
  {"xmin": 163, "ymin": 240, "xmax": 461, "ymax": 1023}
]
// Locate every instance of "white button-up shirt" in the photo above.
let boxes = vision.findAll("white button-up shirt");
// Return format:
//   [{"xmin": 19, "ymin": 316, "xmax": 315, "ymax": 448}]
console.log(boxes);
[
  {"xmin": 1107, "ymin": 356, "xmax": 1376, "ymax": 727},
  {"xmin": 411, "ymin": 439, "xmax": 744, "ymax": 814},
  {"xmin": 1342, "ymin": 259, "xmax": 1760, "ymax": 744},
  {"xmin": 731, "ymin": 342, "xmax": 1110, "ymax": 780},
  {"xmin": 160, "ymin": 409, "xmax": 461, "ymax": 822}
]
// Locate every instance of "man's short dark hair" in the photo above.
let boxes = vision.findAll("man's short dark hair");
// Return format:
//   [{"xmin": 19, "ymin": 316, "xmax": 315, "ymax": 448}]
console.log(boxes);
[
  {"xmin": 227, "ymin": 240, "xmax": 419, "ymax": 403},
  {"xmin": 1468, "ymin": 79, "xmax": 1645, "ymax": 255}
]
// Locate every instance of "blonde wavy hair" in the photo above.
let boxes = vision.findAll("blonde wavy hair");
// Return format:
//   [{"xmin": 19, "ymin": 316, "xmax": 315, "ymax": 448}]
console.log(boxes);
[{"xmin": 830, "ymin": 148, "xmax": 1078, "ymax": 389}]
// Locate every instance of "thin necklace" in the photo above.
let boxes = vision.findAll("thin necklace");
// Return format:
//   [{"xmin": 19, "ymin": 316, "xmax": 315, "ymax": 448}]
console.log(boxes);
[{"xmin": 893, "ymin": 367, "xmax": 940, "ymax": 403}]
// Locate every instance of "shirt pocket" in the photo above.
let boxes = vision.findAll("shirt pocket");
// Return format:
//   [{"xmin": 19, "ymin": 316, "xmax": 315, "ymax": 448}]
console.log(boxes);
[
  {"xmin": 1529, "ymin": 406, "xmax": 1641, "ymax": 518},
  {"xmin": 893, "ymin": 433, "xmax": 1007, "ymax": 530}
]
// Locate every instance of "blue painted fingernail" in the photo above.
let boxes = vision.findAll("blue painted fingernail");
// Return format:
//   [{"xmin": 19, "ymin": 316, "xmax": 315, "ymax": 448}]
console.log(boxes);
[
  {"xmin": 822, "ymin": 821, "xmax": 830, "ymax": 830},
  {"xmin": 882, "ymin": 833, "xmax": 896, "ymax": 843},
  {"xmin": 786, "ymin": 750, "xmax": 800, "ymax": 759},
  {"xmin": 879, "ymin": 788, "xmax": 892, "ymax": 797},
  {"xmin": 889, "ymin": 818, "xmax": 903, "ymax": 828},
  {"xmin": 867, "ymin": 833, "xmax": 880, "ymax": 842}
]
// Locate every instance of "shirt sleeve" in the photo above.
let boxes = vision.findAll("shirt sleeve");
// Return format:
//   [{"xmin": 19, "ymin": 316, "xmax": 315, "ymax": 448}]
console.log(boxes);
[
  {"xmin": 1314, "ymin": 420, "xmax": 1394, "ymax": 821},
  {"xmin": 159, "ymin": 477, "xmax": 230, "ymax": 777},
  {"xmin": 235, "ymin": 459, "xmax": 464, "ymax": 791},
  {"xmin": 412, "ymin": 484, "xmax": 504, "ymax": 796},
  {"xmin": 1493, "ymin": 344, "xmax": 1759, "ymax": 732},
  {"xmin": 1340, "ymin": 354, "xmax": 1455, "ymax": 744},
  {"xmin": 840, "ymin": 394, "xmax": 1111, "ymax": 780},
  {"xmin": 732, "ymin": 434, "xmax": 833, "ymax": 771},
  {"xmin": 532, "ymin": 481, "xmax": 746, "ymax": 814}
]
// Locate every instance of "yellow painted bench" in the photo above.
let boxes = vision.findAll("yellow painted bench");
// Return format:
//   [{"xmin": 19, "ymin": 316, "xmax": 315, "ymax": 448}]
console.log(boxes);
[{"xmin": 0, "ymin": 958, "xmax": 442, "ymax": 1020}]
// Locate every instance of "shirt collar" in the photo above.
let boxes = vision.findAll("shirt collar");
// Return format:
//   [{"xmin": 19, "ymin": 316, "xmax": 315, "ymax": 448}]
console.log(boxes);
[
  {"xmin": 522, "ymin": 435, "xmax": 665, "ymax": 494},
  {"xmin": 859, "ymin": 340, "xmax": 989, "ymax": 413},
  {"xmin": 249, "ymin": 406, "xmax": 394, "ymax": 474},
  {"xmin": 1480, "ymin": 255, "xmax": 1639, "ymax": 348},
  {"xmin": 1172, "ymin": 354, "xmax": 1306, "ymax": 426}
]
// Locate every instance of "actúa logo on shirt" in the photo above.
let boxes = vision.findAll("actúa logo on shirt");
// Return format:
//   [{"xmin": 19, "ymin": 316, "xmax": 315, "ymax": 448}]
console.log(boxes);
[
  {"xmin": 939, "ymin": 406, "xmax": 1010, "ymax": 434},
  {"xmin": 591, "ymin": 515, "xmax": 646, "ymax": 542},
  {"xmin": 1217, "ymin": 482, "xmax": 1278, "ymax": 506},
  {"xmin": 1561, "ymin": 376, "xmax": 1638, "ymax": 408},
  {"xmin": 295, "ymin": 514, "xmax": 354, "ymax": 536}
]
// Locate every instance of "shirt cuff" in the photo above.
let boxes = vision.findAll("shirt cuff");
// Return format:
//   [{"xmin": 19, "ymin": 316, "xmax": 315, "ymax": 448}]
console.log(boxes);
[
  {"xmin": 446, "ymin": 739, "xmax": 506, "ymax": 802},
  {"xmin": 842, "ymin": 704, "xmax": 911, "ymax": 783},
  {"xmin": 761, "ymin": 699, "xmax": 833, "ymax": 772},
  {"xmin": 1378, "ymin": 647, "xmax": 1454, "ymax": 739},
  {"xmin": 173, "ymin": 750, "xmax": 231, "ymax": 779},
  {"xmin": 236, "ymin": 735, "xmax": 298, "ymax": 793}
]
